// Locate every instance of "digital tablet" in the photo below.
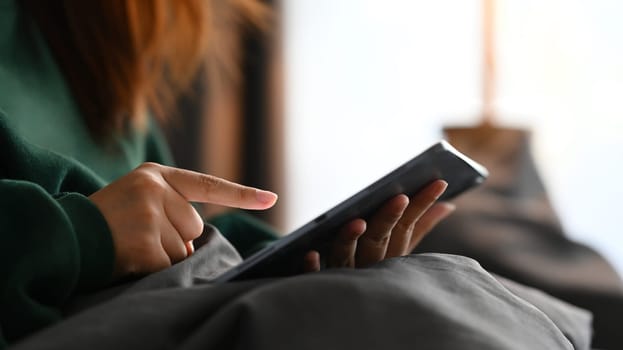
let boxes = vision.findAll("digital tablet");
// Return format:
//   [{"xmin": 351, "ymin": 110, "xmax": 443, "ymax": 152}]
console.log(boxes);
[{"xmin": 214, "ymin": 140, "xmax": 488, "ymax": 282}]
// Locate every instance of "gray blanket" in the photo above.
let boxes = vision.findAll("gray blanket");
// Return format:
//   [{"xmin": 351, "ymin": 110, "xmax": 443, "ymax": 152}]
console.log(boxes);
[
  {"xmin": 12, "ymin": 227, "xmax": 590, "ymax": 350},
  {"xmin": 417, "ymin": 127, "xmax": 623, "ymax": 348}
]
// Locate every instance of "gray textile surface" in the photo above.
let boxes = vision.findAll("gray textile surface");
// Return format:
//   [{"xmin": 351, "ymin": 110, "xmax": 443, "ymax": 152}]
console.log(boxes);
[
  {"xmin": 497, "ymin": 276, "xmax": 592, "ymax": 350},
  {"xmin": 12, "ymin": 227, "xmax": 589, "ymax": 350},
  {"xmin": 417, "ymin": 127, "xmax": 623, "ymax": 348}
]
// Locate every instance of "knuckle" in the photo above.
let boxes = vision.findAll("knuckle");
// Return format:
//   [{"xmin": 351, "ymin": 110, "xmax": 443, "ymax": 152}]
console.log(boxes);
[
  {"xmin": 365, "ymin": 233, "xmax": 390, "ymax": 247},
  {"xmin": 198, "ymin": 174, "xmax": 220, "ymax": 193},
  {"xmin": 131, "ymin": 172, "xmax": 167, "ymax": 195},
  {"xmin": 138, "ymin": 162, "xmax": 162, "ymax": 171}
]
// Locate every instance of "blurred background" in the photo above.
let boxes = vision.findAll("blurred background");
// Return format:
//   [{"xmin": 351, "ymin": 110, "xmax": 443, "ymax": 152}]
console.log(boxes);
[{"xmin": 168, "ymin": 0, "xmax": 623, "ymax": 273}]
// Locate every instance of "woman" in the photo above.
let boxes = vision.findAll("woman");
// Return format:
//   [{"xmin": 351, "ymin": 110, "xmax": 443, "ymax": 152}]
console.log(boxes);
[{"xmin": 0, "ymin": 0, "xmax": 456, "ymax": 346}]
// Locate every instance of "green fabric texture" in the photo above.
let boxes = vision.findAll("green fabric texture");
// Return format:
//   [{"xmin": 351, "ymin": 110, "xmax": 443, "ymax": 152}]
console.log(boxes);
[
  {"xmin": 0, "ymin": 0, "xmax": 279, "ymax": 347},
  {"xmin": 0, "ymin": 115, "xmax": 115, "ymax": 346}
]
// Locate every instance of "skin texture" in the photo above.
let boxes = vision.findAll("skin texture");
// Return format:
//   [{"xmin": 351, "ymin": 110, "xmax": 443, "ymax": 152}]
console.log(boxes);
[{"xmin": 90, "ymin": 163, "xmax": 454, "ymax": 279}]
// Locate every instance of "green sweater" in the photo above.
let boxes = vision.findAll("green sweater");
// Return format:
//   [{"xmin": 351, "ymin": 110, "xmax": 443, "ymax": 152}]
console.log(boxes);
[{"xmin": 0, "ymin": 0, "xmax": 277, "ymax": 347}]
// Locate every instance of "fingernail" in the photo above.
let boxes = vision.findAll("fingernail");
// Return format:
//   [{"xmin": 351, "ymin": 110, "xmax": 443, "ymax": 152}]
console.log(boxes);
[
  {"xmin": 434, "ymin": 180, "xmax": 449, "ymax": 199},
  {"xmin": 256, "ymin": 190, "xmax": 278, "ymax": 205}
]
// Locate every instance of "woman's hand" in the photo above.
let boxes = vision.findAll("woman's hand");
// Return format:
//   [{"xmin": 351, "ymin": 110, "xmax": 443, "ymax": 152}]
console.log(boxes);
[
  {"xmin": 303, "ymin": 180, "xmax": 455, "ymax": 271},
  {"xmin": 89, "ymin": 162, "xmax": 277, "ymax": 279}
]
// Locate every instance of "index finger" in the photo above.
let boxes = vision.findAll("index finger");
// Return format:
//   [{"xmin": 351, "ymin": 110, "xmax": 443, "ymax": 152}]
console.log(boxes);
[{"xmin": 160, "ymin": 166, "xmax": 278, "ymax": 209}]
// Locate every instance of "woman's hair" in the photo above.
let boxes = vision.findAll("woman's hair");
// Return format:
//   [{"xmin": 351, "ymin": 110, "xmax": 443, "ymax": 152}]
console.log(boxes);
[{"xmin": 19, "ymin": 0, "xmax": 268, "ymax": 140}]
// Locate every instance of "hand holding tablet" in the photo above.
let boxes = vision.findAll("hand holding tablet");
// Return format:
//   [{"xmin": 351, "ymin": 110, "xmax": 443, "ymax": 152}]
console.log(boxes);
[
  {"xmin": 215, "ymin": 140, "xmax": 488, "ymax": 282},
  {"xmin": 302, "ymin": 179, "xmax": 455, "ymax": 272}
]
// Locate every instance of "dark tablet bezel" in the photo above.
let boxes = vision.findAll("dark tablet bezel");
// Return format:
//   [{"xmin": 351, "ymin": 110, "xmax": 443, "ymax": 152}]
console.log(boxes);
[{"xmin": 214, "ymin": 140, "xmax": 488, "ymax": 282}]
